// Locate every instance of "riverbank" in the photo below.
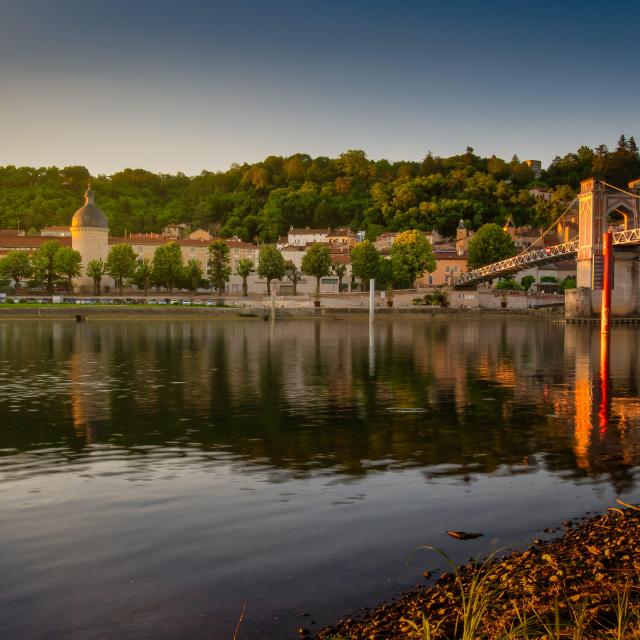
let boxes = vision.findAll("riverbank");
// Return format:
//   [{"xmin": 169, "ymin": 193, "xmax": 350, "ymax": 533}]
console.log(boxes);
[
  {"xmin": 0, "ymin": 304, "xmax": 560, "ymax": 319},
  {"xmin": 315, "ymin": 503, "xmax": 640, "ymax": 639}
]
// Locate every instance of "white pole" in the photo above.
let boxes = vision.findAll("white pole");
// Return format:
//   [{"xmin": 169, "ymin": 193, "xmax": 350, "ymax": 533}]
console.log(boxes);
[{"xmin": 369, "ymin": 278, "xmax": 375, "ymax": 323}]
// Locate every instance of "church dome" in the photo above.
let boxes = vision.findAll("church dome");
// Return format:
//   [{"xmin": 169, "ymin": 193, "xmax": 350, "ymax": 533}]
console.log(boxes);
[{"xmin": 71, "ymin": 185, "xmax": 108, "ymax": 229}]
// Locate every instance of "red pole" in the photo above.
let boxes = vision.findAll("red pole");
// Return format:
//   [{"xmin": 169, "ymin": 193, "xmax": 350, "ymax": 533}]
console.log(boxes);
[{"xmin": 601, "ymin": 232, "xmax": 612, "ymax": 334}]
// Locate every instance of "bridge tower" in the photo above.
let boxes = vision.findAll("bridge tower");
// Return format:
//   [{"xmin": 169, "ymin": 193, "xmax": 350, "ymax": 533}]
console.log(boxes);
[{"xmin": 568, "ymin": 178, "xmax": 640, "ymax": 317}]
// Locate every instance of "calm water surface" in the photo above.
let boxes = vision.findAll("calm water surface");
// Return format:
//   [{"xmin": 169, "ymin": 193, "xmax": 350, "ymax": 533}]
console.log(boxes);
[{"xmin": 1, "ymin": 317, "xmax": 639, "ymax": 639}]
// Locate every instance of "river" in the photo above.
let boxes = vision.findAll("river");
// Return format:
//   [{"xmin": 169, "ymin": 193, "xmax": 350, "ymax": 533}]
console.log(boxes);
[{"xmin": 0, "ymin": 317, "xmax": 639, "ymax": 638}]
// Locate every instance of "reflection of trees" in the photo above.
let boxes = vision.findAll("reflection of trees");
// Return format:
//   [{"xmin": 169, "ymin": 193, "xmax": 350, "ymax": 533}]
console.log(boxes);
[{"xmin": 1, "ymin": 318, "xmax": 640, "ymax": 491}]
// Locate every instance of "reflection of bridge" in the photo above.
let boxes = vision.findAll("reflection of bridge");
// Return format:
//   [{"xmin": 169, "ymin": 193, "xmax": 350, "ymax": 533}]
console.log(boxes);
[{"xmin": 453, "ymin": 178, "xmax": 640, "ymax": 316}]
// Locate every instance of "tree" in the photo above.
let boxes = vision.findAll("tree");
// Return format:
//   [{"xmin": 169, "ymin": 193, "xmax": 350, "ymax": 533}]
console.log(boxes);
[
  {"xmin": 284, "ymin": 260, "xmax": 303, "ymax": 295},
  {"xmin": 520, "ymin": 275, "xmax": 535, "ymax": 292},
  {"xmin": 0, "ymin": 251, "xmax": 32, "ymax": 289},
  {"xmin": 376, "ymin": 256, "xmax": 394, "ymax": 288},
  {"xmin": 257, "ymin": 244, "xmax": 285, "ymax": 294},
  {"xmin": 467, "ymin": 223, "xmax": 516, "ymax": 269},
  {"xmin": 106, "ymin": 243, "xmax": 137, "ymax": 295},
  {"xmin": 86, "ymin": 258, "xmax": 106, "ymax": 295},
  {"xmin": 496, "ymin": 278, "xmax": 523, "ymax": 290},
  {"xmin": 333, "ymin": 263, "xmax": 347, "ymax": 292},
  {"xmin": 208, "ymin": 240, "xmax": 231, "ymax": 293},
  {"xmin": 561, "ymin": 276, "xmax": 577, "ymax": 292},
  {"xmin": 236, "ymin": 258, "xmax": 254, "ymax": 297},
  {"xmin": 133, "ymin": 258, "xmax": 152, "ymax": 296},
  {"xmin": 389, "ymin": 229, "xmax": 436, "ymax": 288},
  {"xmin": 185, "ymin": 258, "xmax": 204, "ymax": 291},
  {"xmin": 152, "ymin": 242, "xmax": 184, "ymax": 293},
  {"xmin": 301, "ymin": 243, "xmax": 332, "ymax": 296},
  {"xmin": 350, "ymin": 240, "xmax": 380, "ymax": 291},
  {"xmin": 54, "ymin": 247, "xmax": 82, "ymax": 291},
  {"xmin": 31, "ymin": 240, "xmax": 61, "ymax": 293}
]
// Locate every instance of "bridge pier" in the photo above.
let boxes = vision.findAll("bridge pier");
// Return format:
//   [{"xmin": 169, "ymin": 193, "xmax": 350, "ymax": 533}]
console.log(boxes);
[
  {"xmin": 567, "ymin": 249, "xmax": 640, "ymax": 318},
  {"xmin": 565, "ymin": 287, "xmax": 592, "ymax": 318}
]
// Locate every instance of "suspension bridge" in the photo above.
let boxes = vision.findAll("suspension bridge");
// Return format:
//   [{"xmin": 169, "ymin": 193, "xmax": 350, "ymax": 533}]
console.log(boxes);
[{"xmin": 453, "ymin": 178, "xmax": 640, "ymax": 303}]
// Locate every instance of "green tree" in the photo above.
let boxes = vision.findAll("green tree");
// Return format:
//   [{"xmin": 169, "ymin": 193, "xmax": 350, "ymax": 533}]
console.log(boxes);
[
  {"xmin": 389, "ymin": 229, "xmax": 436, "ymax": 288},
  {"xmin": 350, "ymin": 240, "xmax": 380, "ymax": 291},
  {"xmin": 376, "ymin": 256, "xmax": 394, "ymax": 288},
  {"xmin": 236, "ymin": 258, "xmax": 254, "ymax": 297},
  {"xmin": 54, "ymin": 247, "xmax": 82, "ymax": 291},
  {"xmin": 0, "ymin": 251, "xmax": 32, "ymax": 289},
  {"xmin": 560, "ymin": 276, "xmax": 577, "ymax": 292},
  {"xmin": 496, "ymin": 278, "xmax": 523, "ymax": 290},
  {"xmin": 520, "ymin": 275, "xmax": 535, "ymax": 292},
  {"xmin": 86, "ymin": 258, "xmax": 106, "ymax": 295},
  {"xmin": 333, "ymin": 263, "xmax": 347, "ymax": 292},
  {"xmin": 133, "ymin": 257, "xmax": 153, "ymax": 296},
  {"xmin": 106, "ymin": 243, "xmax": 138, "ymax": 295},
  {"xmin": 284, "ymin": 260, "xmax": 303, "ymax": 295},
  {"xmin": 467, "ymin": 223, "xmax": 516, "ymax": 269},
  {"xmin": 185, "ymin": 258, "xmax": 204, "ymax": 291},
  {"xmin": 31, "ymin": 240, "xmax": 61, "ymax": 293},
  {"xmin": 208, "ymin": 240, "xmax": 231, "ymax": 293},
  {"xmin": 257, "ymin": 245, "xmax": 285, "ymax": 294},
  {"xmin": 301, "ymin": 243, "xmax": 332, "ymax": 296},
  {"xmin": 152, "ymin": 242, "xmax": 184, "ymax": 293}
]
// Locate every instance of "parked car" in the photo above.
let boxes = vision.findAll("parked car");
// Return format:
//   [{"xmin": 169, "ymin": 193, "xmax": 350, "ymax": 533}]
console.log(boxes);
[{"xmin": 182, "ymin": 300, "xmax": 191, "ymax": 306}]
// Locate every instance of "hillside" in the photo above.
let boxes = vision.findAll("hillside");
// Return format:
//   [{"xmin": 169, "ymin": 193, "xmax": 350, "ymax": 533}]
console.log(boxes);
[{"xmin": 1, "ymin": 136, "xmax": 638, "ymax": 241}]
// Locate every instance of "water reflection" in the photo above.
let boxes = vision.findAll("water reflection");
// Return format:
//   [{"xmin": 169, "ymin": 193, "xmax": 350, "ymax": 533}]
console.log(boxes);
[{"xmin": 0, "ymin": 318, "xmax": 638, "ymax": 487}]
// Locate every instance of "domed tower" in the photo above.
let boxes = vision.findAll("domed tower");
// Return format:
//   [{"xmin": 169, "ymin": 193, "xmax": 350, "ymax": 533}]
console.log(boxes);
[{"xmin": 71, "ymin": 185, "xmax": 109, "ymax": 290}]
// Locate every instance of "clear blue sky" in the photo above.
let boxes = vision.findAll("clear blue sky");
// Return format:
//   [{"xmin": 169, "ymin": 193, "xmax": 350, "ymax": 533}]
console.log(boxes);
[{"xmin": 1, "ymin": 0, "xmax": 638, "ymax": 175}]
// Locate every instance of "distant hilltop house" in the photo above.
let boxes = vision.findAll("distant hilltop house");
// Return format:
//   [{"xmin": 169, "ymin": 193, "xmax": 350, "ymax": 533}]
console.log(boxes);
[
  {"xmin": 287, "ymin": 226, "xmax": 330, "ymax": 246},
  {"xmin": 0, "ymin": 228, "xmax": 25, "ymax": 237},
  {"xmin": 528, "ymin": 186, "xmax": 552, "ymax": 201},
  {"xmin": 503, "ymin": 218, "xmax": 554, "ymax": 250},
  {"xmin": 524, "ymin": 160, "xmax": 542, "ymax": 179},
  {"xmin": 374, "ymin": 230, "xmax": 443, "ymax": 253},
  {"xmin": 162, "ymin": 222, "xmax": 190, "ymax": 239}
]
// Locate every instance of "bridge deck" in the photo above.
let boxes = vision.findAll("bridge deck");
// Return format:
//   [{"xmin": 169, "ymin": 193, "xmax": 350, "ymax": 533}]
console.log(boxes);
[{"xmin": 453, "ymin": 227, "xmax": 640, "ymax": 288}]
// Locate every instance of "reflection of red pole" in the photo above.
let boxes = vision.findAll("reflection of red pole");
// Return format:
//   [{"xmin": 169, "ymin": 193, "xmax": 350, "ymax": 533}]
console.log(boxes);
[
  {"xmin": 601, "ymin": 232, "xmax": 612, "ymax": 334},
  {"xmin": 598, "ymin": 330, "xmax": 610, "ymax": 433}
]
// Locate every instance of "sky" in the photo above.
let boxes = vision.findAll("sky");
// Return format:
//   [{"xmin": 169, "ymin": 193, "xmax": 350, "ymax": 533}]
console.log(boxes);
[{"xmin": 1, "ymin": 0, "xmax": 639, "ymax": 176}]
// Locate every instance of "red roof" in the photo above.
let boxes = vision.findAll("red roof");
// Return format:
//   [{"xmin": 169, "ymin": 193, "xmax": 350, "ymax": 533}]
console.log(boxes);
[{"xmin": 0, "ymin": 236, "xmax": 71, "ymax": 250}]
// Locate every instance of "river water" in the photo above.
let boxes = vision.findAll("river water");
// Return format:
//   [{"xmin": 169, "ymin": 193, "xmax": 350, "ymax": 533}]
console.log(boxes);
[{"xmin": 1, "ymin": 317, "xmax": 639, "ymax": 639}]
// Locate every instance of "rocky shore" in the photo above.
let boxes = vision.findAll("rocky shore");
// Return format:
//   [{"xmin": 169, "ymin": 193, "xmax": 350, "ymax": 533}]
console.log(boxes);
[{"xmin": 315, "ymin": 502, "xmax": 640, "ymax": 639}]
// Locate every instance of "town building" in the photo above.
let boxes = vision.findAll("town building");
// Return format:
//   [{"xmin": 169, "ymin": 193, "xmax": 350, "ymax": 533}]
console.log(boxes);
[
  {"xmin": 41, "ymin": 226, "xmax": 71, "ymax": 237},
  {"xmin": 287, "ymin": 226, "xmax": 329, "ymax": 246},
  {"xmin": 71, "ymin": 185, "xmax": 110, "ymax": 289},
  {"xmin": 416, "ymin": 246, "xmax": 468, "ymax": 287}
]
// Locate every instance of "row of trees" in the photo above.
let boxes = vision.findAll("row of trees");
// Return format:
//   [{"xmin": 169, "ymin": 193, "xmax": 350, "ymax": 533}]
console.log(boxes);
[
  {"xmin": 1, "ymin": 135, "xmax": 637, "ymax": 243},
  {"xmin": 0, "ymin": 232, "xmax": 440, "ymax": 296},
  {"xmin": 0, "ymin": 242, "xmax": 82, "ymax": 292},
  {"xmin": 0, "ymin": 240, "xmax": 207, "ymax": 295}
]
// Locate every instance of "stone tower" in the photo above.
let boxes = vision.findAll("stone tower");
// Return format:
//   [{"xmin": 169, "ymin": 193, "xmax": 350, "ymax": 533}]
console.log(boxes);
[{"xmin": 71, "ymin": 185, "xmax": 109, "ymax": 291}]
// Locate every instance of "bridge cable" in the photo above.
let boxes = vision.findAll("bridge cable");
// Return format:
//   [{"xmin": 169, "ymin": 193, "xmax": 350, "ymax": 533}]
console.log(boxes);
[
  {"xmin": 512, "ymin": 195, "xmax": 578, "ymax": 258},
  {"xmin": 598, "ymin": 180, "xmax": 640, "ymax": 200}
]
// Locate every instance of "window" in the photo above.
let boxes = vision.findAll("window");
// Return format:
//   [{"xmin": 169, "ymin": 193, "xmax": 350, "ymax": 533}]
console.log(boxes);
[{"xmin": 428, "ymin": 276, "xmax": 433, "ymax": 285}]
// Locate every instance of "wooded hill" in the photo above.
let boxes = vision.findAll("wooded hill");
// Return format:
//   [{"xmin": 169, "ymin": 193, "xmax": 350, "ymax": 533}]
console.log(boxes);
[{"xmin": 1, "ymin": 136, "xmax": 638, "ymax": 242}]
